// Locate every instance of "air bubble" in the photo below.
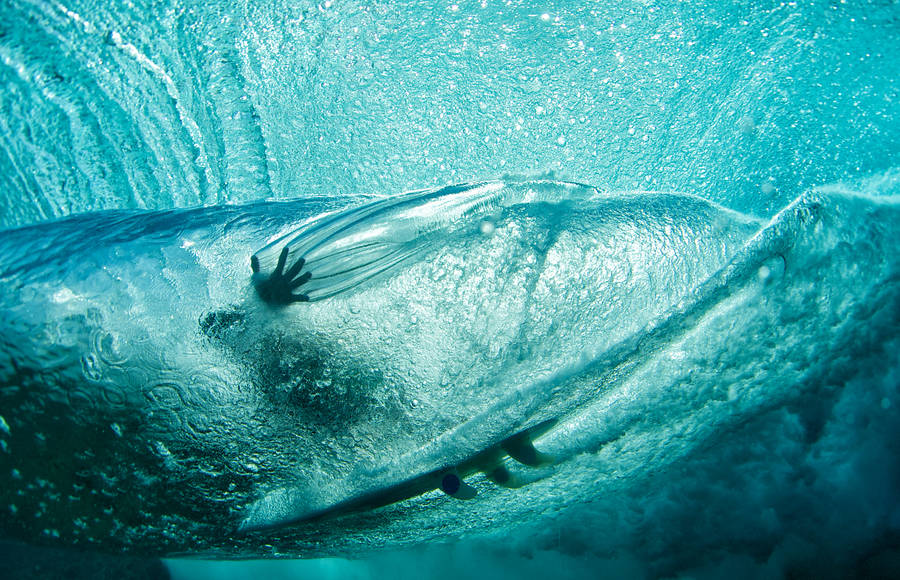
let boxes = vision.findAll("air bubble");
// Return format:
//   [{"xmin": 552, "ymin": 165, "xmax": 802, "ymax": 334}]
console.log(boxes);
[
  {"xmin": 758, "ymin": 255, "xmax": 786, "ymax": 285},
  {"xmin": 80, "ymin": 354, "xmax": 102, "ymax": 381}
]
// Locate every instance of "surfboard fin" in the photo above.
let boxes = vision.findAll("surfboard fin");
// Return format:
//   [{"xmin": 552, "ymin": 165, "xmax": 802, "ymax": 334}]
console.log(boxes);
[
  {"xmin": 501, "ymin": 426, "xmax": 555, "ymax": 467},
  {"xmin": 237, "ymin": 418, "xmax": 562, "ymax": 530},
  {"xmin": 484, "ymin": 465, "xmax": 522, "ymax": 489},
  {"xmin": 439, "ymin": 472, "xmax": 477, "ymax": 500}
]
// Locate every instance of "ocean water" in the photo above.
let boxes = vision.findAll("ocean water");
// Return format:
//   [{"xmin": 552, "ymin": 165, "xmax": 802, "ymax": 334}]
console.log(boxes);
[{"xmin": 0, "ymin": 0, "xmax": 898, "ymax": 579}]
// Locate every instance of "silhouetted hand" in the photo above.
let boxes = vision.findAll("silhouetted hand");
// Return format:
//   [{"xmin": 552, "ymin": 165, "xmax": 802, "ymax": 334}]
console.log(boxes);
[{"xmin": 250, "ymin": 246, "xmax": 312, "ymax": 305}]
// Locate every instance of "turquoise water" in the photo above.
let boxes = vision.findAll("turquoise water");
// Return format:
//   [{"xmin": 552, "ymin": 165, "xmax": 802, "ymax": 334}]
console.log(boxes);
[
  {"xmin": 0, "ymin": 0, "xmax": 899, "ymax": 578},
  {"xmin": 2, "ymin": 0, "xmax": 897, "ymax": 223}
]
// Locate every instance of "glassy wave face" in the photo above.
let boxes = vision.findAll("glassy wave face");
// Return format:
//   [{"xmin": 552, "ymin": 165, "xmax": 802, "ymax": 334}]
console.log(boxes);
[{"xmin": 0, "ymin": 0, "xmax": 899, "ymax": 576}]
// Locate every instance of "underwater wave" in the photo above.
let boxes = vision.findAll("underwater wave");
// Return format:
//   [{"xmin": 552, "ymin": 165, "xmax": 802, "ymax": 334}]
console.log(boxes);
[
  {"xmin": 1, "ymin": 0, "xmax": 899, "ymax": 576},
  {"xmin": 0, "ymin": 179, "xmax": 896, "ymax": 560}
]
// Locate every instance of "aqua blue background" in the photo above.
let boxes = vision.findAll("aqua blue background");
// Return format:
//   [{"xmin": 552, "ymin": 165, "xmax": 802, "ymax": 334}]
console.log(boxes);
[{"xmin": 1, "ymin": 0, "xmax": 899, "ymax": 578}]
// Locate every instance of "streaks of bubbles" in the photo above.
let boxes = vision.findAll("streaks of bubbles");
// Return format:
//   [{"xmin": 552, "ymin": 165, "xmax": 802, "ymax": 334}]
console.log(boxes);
[{"xmin": 0, "ymin": 0, "xmax": 273, "ymax": 229}]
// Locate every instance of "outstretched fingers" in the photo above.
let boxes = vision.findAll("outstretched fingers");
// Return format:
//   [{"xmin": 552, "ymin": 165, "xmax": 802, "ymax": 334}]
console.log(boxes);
[
  {"xmin": 250, "ymin": 245, "xmax": 314, "ymax": 305},
  {"xmin": 284, "ymin": 256, "xmax": 305, "ymax": 281},
  {"xmin": 289, "ymin": 271, "xmax": 312, "ymax": 289},
  {"xmin": 274, "ymin": 246, "xmax": 289, "ymax": 276}
]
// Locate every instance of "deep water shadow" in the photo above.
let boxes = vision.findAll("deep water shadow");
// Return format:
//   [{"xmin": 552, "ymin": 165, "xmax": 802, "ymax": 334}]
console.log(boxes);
[{"xmin": 0, "ymin": 541, "xmax": 170, "ymax": 580}]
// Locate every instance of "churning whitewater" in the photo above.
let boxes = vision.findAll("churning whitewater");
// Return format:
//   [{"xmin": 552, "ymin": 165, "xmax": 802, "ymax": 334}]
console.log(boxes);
[{"xmin": 0, "ymin": 179, "xmax": 897, "ymax": 558}]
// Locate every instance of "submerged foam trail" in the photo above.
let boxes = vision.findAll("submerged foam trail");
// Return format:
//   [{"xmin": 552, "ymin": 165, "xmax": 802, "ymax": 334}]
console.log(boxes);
[
  {"xmin": 248, "ymin": 181, "xmax": 600, "ymax": 302},
  {"xmin": 237, "ymin": 189, "xmax": 830, "ymax": 531}
]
